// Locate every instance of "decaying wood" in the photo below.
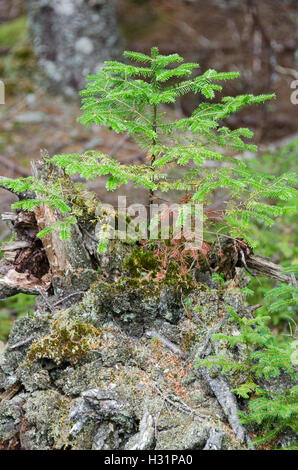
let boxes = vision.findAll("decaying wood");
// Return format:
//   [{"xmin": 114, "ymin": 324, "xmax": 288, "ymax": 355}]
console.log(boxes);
[
  {"xmin": 31, "ymin": 155, "xmax": 94, "ymax": 282},
  {"xmin": 246, "ymin": 255, "xmax": 296, "ymax": 284},
  {"xmin": 1, "ymin": 241, "xmax": 32, "ymax": 251},
  {"xmin": 0, "ymin": 153, "xmax": 97, "ymax": 299},
  {"xmin": 207, "ymin": 236, "xmax": 296, "ymax": 285},
  {"xmin": 0, "ymin": 270, "xmax": 51, "ymax": 299},
  {"xmin": 0, "ymin": 209, "xmax": 51, "ymax": 299}
]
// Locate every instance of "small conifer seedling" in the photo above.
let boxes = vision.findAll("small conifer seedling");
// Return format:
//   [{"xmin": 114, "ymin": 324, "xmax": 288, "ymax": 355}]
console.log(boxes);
[
  {"xmin": 196, "ymin": 304, "xmax": 298, "ymax": 447},
  {"xmin": 1, "ymin": 47, "xmax": 297, "ymax": 249}
]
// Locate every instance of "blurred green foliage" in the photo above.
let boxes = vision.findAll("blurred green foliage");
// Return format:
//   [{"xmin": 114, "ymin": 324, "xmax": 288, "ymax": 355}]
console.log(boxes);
[
  {"xmin": 245, "ymin": 138, "xmax": 298, "ymax": 327},
  {"xmin": 0, "ymin": 293, "xmax": 36, "ymax": 341},
  {"xmin": 0, "ymin": 15, "xmax": 28, "ymax": 47},
  {"xmin": 248, "ymin": 138, "xmax": 298, "ymax": 262},
  {"xmin": 0, "ymin": 15, "xmax": 36, "ymax": 97}
]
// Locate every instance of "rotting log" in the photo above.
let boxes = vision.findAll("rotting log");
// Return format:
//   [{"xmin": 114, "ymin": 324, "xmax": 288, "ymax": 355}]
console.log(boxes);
[
  {"xmin": 0, "ymin": 154, "xmax": 292, "ymax": 449},
  {"xmin": 0, "ymin": 209, "xmax": 51, "ymax": 298}
]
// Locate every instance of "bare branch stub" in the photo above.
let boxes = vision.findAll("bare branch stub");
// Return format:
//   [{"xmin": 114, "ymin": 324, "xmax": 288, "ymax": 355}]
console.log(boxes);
[{"xmin": 207, "ymin": 236, "xmax": 294, "ymax": 284}]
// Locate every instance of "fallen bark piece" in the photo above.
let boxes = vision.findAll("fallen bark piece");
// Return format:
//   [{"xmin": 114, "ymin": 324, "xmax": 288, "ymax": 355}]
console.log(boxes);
[
  {"xmin": 203, "ymin": 428, "xmax": 225, "ymax": 450},
  {"xmin": 125, "ymin": 412, "xmax": 155, "ymax": 450},
  {"xmin": 246, "ymin": 255, "xmax": 296, "ymax": 284},
  {"xmin": 199, "ymin": 367, "xmax": 251, "ymax": 446},
  {"xmin": 0, "ymin": 269, "xmax": 51, "ymax": 299},
  {"xmin": 1, "ymin": 241, "xmax": 31, "ymax": 252}
]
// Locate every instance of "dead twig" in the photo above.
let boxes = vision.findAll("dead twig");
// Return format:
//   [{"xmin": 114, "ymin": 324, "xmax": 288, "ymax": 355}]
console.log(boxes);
[
  {"xmin": 145, "ymin": 329, "xmax": 186, "ymax": 358},
  {"xmin": 7, "ymin": 334, "xmax": 37, "ymax": 351},
  {"xmin": 53, "ymin": 290, "xmax": 86, "ymax": 307},
  {"xmin": 38, "ymin": 290, "xmax": 54, "ymax": 312},
  {"xmin": 151, "ymin": 383, "xmax": 204, "ymax": 421},
  {"xmin": 246, "ymin": 255, "xmax": 297, "ymax": 285}
]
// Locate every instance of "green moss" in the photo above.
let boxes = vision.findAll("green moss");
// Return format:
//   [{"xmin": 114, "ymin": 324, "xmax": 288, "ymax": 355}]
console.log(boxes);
[
  {"xmin": 122, "ymin": 246, "xmax": 195, "ymax": 292},
  {"xmin": 0, "ymin": 16, "xmax": 28, "ymax": 48},
  {"xmin": 123, "ymin": 248, "xmax": 159, "ymax": 277},
  {"xmin": 25, "ymin": 312, "xmax": 102, "ymax": 366}
]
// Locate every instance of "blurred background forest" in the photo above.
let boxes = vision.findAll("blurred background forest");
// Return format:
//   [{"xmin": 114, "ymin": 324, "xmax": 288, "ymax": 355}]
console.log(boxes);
[{"xmin": 0, "ymin": 0, "xmax": 297, "ymax": 344}]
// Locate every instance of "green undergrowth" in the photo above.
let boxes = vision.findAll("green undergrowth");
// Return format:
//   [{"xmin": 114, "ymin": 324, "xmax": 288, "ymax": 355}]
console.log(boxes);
[
  {"xmin": 246, "ymin": 138, "xmax": 298, "ymax": 328},
  {"xmin": 0, "ymin": 15, "xmax": 36, "ymax": 97},
  {"xmin": 0, "ymin": 293, "xmax": 36, "ymax": 342}
]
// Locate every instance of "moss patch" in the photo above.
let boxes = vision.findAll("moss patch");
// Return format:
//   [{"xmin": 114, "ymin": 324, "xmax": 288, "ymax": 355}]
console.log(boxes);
[
  {"xmin": 122, "ymin": 246, "xmax": 195, "ymax": 292},
  {"xmin": 25, "ymin": 312, "xmax": 102, "ymax": 366},
  {"xmin": 123, "ymin": 248, "xmax": 159, "ymax": 277}
]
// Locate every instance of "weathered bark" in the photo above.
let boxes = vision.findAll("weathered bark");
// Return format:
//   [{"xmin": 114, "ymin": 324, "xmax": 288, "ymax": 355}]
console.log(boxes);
[
  {"xmin": 246, "ymin": 255, "xmax": 297, "ymax": 284},
  {"xmin": 31, "ymin": 155, "xmax": 97, "ymax": 296},
  {"xmin": 0, "ymin": 210, "xmax": 51, "ymax": 298},
  {"xmin": 0, "ymin": 153, "xmax": 97, "ymax": 300},
  {"xmin": 25, "ymin": 0, "xmax": 123, "ymax": 97},
  {"xmin": 206, "ymin": 236, "xmax": 295, "ymax": 285}
]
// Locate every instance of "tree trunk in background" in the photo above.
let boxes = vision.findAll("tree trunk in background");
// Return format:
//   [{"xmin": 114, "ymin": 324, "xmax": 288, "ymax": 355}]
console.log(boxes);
[
  {"xmin": 0, "ymin": 0, "xmax": 24, "ymax": 22},
  {"xmin": 25, "ymin": 0, "xmax": 123, "ymax": 97}
]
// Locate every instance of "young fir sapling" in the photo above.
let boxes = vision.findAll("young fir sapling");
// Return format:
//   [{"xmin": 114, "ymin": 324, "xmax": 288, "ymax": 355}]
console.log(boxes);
[{"xmin": 1, "ymin": 47, "xmax": 297, "ymax": 251}]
